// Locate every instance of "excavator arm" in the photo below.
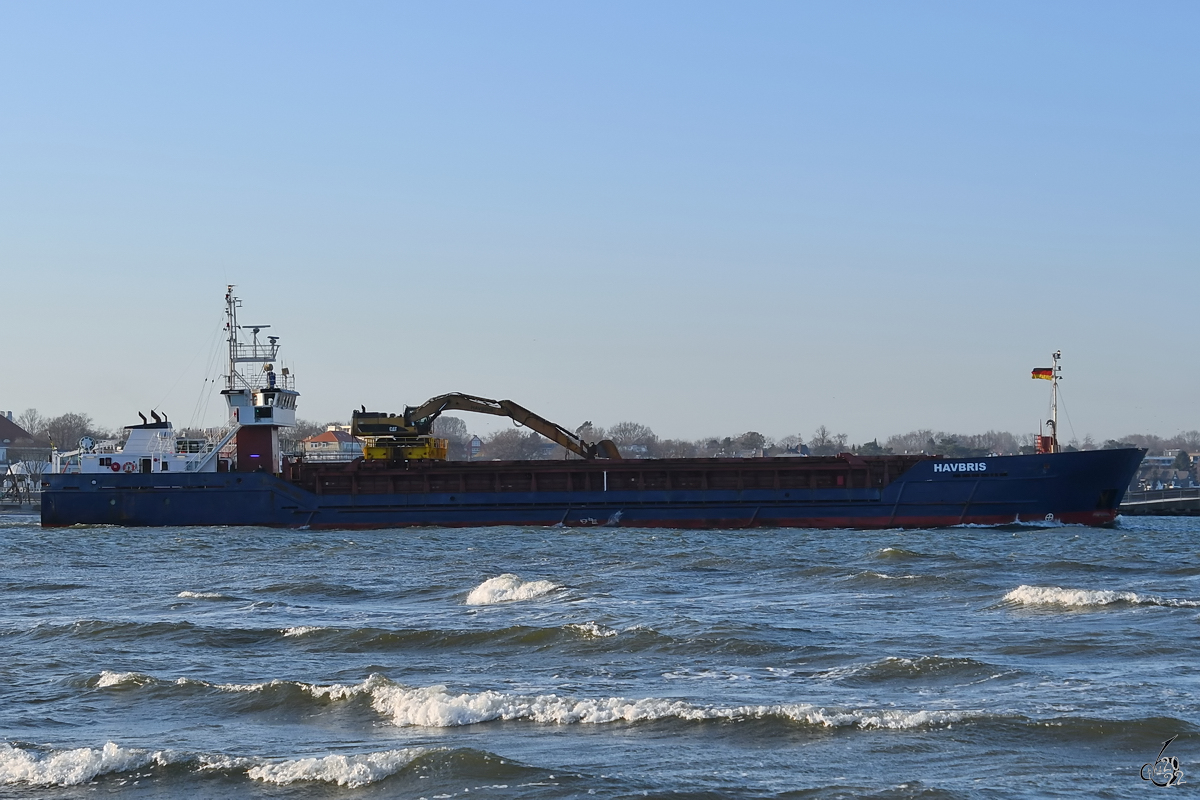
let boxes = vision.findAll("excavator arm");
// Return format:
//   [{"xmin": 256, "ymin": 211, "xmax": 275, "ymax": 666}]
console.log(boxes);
[{"xmin": 405, "ymin": 393, "xmax": 620, "ymax": 460}]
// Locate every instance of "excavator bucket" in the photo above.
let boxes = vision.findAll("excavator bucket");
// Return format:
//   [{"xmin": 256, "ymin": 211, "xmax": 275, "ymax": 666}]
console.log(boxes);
[{"xmin": 598, "ymin": 439, "xmax": 622, "ymax": 460}]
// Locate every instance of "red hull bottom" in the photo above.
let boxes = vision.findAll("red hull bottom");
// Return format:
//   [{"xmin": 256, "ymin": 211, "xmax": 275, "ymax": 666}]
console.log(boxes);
[{"xmin": 290, "ymin": 510, "xmax": 1119, "ymax": 531}]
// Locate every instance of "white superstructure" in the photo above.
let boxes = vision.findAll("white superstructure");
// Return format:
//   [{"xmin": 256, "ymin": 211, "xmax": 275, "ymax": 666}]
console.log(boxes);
[
  {"xmin": 53, "ymin": 417, "xmax": 235, "ymax": 475},
  {"xmin": 53, "ymin": 288, "xmax": 298, "ymax": 475}
]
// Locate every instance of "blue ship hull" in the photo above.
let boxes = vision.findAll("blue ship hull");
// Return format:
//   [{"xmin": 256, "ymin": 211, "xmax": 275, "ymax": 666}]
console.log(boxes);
[{"xmin": 42, "ymin": 449, "xmax": 1144, "ymax": 529}]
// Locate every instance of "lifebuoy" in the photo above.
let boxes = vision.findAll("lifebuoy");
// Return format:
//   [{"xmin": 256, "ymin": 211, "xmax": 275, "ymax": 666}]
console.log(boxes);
[
  {"xmin": 110, "ymin": 462, "xmax": 120, "ymax": 473},
  {"xmin": 122, "ymin": 462, "xmax": 136, "ymax": 474}
]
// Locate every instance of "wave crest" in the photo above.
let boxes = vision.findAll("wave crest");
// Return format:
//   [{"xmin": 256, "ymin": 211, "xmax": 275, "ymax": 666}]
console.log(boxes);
[
  {"xmin": 281, "ymin": 626, "xmax": 326, "ymax": 637},
  {"xmin": 95, "ymin": 670, "xmax": 157, "ymax": 689},
  {"xmin": 565, "ymin": 622, "xmax": 617, "ymax": 638},
  {"xmin": 465, "ymin": 574, "xmax": 561, "ymax": 605},
  {"xmin": 1002, "ymin": 585, "xmax": 1200, "ymax": 608},
  {"xmin": 0, "ymin": 742, "xmax": 168, "ymax": 786},
  {"xmin": 365, "ymin": 679, "xmax": 977, "ymax": 730},
  {"xmin": 79, "ymin": 671, "xmax": 984, "ymax": 732},
  {"xmin": 247, "ymin": 748, "xmax": 428, "ymax": 787},
  {"xmin": 0, "ymin": 741, "xmax": 427, "ymax": 789}
]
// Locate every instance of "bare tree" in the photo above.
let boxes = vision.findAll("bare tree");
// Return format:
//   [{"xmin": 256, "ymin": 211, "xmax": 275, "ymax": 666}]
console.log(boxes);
[
  {"xmin": 433, "ymin": 415, "xmax": 472, "ymax": 460},
  {"xmin": 607, "ymin": 421, "xmax": 658, "ymax": 457},
  {"xmin": 575, "ymin": 422, "xmax": 607, "ymax": 444},
  {"xmin": 655, "ymin": 438, "xmax": 699, "ymax": 458},
  {"xmin": 480, "ymin": 429, "xmax": 546, "ymax": 460},
  {"xmin": 44, "ymin": 413, "xmax": 107, "ymax": 451},
  {"xmin": 737, "ymin": 431, "xmax": 767, "ymax": 454},
  {"xmin": 15, "ymin": 408, "xmax": 47, "ymax": 445},
  {"xmin": 884, "ymin": 429, "xmax": 935, "ymax": 454},
  {"xmin": 1178, "ymin": 431, "xmax": 1200, "ymax": 451},
  {"xmin": 18, "ymin": 458, "xmax": 48, "ymax": 481},
  {"xmin": 809, "ymin": 425, "xmax": 848, "ymax": 456},
  {"xmin": 278, "ymin": 419, "xmax": 328, "ymax": 455},
  {"xmin": 607, "ymin": 421, "xmax": 656, "ymax": 446}
]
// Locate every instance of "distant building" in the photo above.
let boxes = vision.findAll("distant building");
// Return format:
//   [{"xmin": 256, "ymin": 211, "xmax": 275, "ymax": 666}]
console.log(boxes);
[
  {"xmin": 469, "ymin": 435, "xmax": 483, "ymax": 460},
  {"xmin": 1142, "ymin": 456, "xmax": 1177, "ymax": 469},
  {"xmin": 0, "ymin": 411, "xmax": 35, "ymax": 464},
  {"xmin": 536, "ymin": 440, "xmax": 562, "ymax": 459},
  {"xmin": 301, "ymin": 429, "xmax": 363, "ymax": 462}
]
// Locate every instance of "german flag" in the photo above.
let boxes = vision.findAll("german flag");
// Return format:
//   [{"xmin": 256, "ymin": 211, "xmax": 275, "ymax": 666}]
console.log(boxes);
[{"xmin": 1031, "ymin": 368, "xmax": 1053, "ymax": 380}]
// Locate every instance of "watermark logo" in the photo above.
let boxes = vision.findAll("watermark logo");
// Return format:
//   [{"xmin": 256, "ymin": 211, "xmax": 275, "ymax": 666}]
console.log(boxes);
[{"xmin": 1141, "ymin": 735, "xmax": 1184, "ymax": 787}]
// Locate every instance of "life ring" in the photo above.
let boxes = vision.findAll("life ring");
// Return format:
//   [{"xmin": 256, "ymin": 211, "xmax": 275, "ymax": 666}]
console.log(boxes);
[
  {"xmin": 110, "ymin": 462, "xmax": 121, "ymax": 473},
  {"xmin": 122, "ymin": 462, "xmax": 137, "ymax": 474}
]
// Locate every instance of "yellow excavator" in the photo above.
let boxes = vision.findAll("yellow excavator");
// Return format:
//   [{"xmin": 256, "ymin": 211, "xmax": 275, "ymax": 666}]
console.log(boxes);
[{"xmin": 350, "ymin": 393, "xmax": 621, "ymax": 462}]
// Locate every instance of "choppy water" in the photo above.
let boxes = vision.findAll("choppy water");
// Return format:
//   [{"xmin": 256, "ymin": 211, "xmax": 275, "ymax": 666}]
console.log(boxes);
[{"xmin": 2, "ymin": 514, "xmax": 1198, "ymax": 798}]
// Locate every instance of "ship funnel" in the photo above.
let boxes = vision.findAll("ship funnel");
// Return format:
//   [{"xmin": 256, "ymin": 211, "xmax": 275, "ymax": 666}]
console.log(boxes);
[{"xmin": 151, "ymin": 410, "xmax": 162, "ymax": 423}]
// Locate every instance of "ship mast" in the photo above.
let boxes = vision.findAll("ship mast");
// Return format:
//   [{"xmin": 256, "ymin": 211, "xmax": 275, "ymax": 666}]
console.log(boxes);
[
  {"xmin": 224, "ymin": 285, "xmax": 280, "ymax": 393},
  {"xmin": 225, "ymin": 287, "xmax": 240, "ymax": 392},
  {"xmin": 219, "ymin": 286, "xmax": 299, "ymax": 474}
]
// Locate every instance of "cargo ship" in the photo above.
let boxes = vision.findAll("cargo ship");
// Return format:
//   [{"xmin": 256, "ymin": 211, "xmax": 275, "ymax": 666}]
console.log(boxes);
[{"xmin": 41, "ymin": 292, "xmax": 1144, "ymax": 530}]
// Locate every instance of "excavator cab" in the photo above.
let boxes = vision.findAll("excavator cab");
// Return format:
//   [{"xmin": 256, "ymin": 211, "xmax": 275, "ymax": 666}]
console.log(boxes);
[{"xmin": 350, "ymin": 410, "xmax": 447, "ymax": 461}]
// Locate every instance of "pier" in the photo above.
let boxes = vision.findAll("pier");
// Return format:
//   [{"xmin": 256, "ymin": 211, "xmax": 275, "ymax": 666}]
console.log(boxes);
[{"xmin": 1120, "ymin": 488, "xmax": 1200, "ymax": 516}]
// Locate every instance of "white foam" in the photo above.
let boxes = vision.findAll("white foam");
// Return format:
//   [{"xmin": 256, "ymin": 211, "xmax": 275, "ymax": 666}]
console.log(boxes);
[
  {"xmin": 79, "ymin": 671, "xmax": 977, "ymax": 732},
  {"xmin": 185, "ymin": 672, "xmax": 959, "ymax": 729},
  {"xmin": 197, "ymin": 675, "xmax": 382, "ymax": 703},
  {"xmin": 1002, "ymin": 585, "xmax": 1200, "ymax": 608},
  {"xmin": 662, "ymin": 668, "xmax": 751, "ymax": 681},
  {"xmin": 465, "ymin": 574, "xmax": 561, "ymax": 605},
  {"xmin": 565, "ymin": 622, "xmax": 617, "ymax": 638},
  {"xmin": 176, "ymin": 591, "xmax": 226, "ymax": 600},
  {"xmin": 0, "ymin": 741, "xmax": 425, "ymax": 789},
  {"xmin": 305, "ymin": 677, "xmax": 380, "ymax": 702},
  {"xmin": 0, "ymin": 742, "xmax": 168, "ymax": 786},
  {"xmin": 247, "ymin": 748, "xmax": 428, "ymax": 787},
  {"xmin": 156, "ymin": 674, "xmax": 376, "ymax": 702},
  {"xmin": 95, "ymin": 670, "xmax": 154, "ymax": 688},
  {"xmin": 856, "ymin": 571, "xmax": 921, "ymax": 580},
  {"xmin": 874, "ymin": 546, "xmax": 918, "ymax": 557},
  {"xmin": 281, "ymin": 626, "xmax": 326, "ymax": 637},
  {"xmin": 363, "ymin": 679, "xmax": 974, "ymax": 730}
]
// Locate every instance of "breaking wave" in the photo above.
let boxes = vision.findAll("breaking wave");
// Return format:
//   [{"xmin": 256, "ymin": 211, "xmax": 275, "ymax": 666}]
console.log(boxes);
[
  {"xmin": 362, "ymin": 679, "xmax": 979, "ymax": 729},
  {"xmin": 0, "ymin": 742, "xmax": 170, "ymax": 786},
  {"xmin": 465, "ymin": 574, "xmax": 562, "ymax": 605},
  {"xmin": 89, "ymin": 671, "xmax": 982, "ymax": 730},
  {"xmin": 247, "ymin": 747, "xmax": 429, "ymax": 787},
  {"xmin": 281, "ymin": 626, "xmax": 326, "ymax": 637},
  {"xmin": 565, "ymin": 622, "xmax": 617, "ymax": 638},
  {"xmin": 871, "ymin": 546, "xmax": 928, "ymax": 560},
  {"xmin": 0, "ymin": 741, "xmax": 436, "ymax": 789},
  {"xmin": 1001, "ymin": 585, "xmax": 1200, "ymax": 608},
  {"xmin": 94, "ymin": 670, "xmax": 157, "ymax": 689}
]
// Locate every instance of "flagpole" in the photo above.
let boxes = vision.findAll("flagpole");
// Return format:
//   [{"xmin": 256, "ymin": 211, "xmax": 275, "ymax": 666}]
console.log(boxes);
[{"xmin": 1051, "ymin": 350, "xmax": 1061, "ymax": 453}]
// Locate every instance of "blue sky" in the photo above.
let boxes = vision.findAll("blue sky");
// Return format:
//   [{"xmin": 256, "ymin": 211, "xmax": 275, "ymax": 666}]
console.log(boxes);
[{"xmin": 3, "ymin": 2, "xmax": 1196, "ymax": 443}]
